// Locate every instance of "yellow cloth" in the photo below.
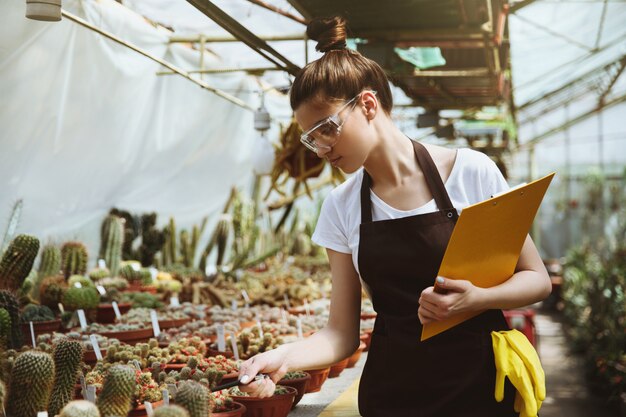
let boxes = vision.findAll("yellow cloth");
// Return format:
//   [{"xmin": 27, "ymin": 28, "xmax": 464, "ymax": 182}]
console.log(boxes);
[{"xmin": 492, "ymin": 330, "xmax": 546, "ymax": 417}]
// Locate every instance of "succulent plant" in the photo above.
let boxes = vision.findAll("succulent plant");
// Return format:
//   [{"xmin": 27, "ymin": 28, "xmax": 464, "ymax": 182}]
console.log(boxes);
[
  {"xmin": 125, "ymin": 292, "xmax": 163, "ymax": 309},
  {"xmin": 234, "ymin": 325, "xmax": 282, "ymax": 359},
  {"xmin": 0, "ymin": 308, "xmax": 10, "ymax": 348},
  {"xmin": 137, "ymin": 213, "xmax": 165, "ymax": 268},
  {"xmin": 36, "ymin": 244, "xmax": 62, "ymax": 297},
  {"xmin": 96, "ymin": 365, "xmax": 136, "ymax": 417},
  {"xmin": 68, "ymin": 274, "xmax": 95, "ymax": 288},
  {"xmin": 281, "ymin": 370, "xmax": 308, "ymax": 380},
  {"xmin": 0, "ymin": 234, "xmax": 40, "ymax": 292},
  {"xmin": 153, "ymin": 405, "xmax": 189, "ymax": 417},
  {"xmin": 7, "ymin": 350, "xmax": 55, "ymax": 417},
  {"xmin": 88, "ymin": 267, "xmax": 111, "ymax": 282},
  {"xmin": 0, "ymin": 290, "xmax": 22, "ymax": 348},
  {"xmin": 62, "ymin": 286, "xmax": 100, "ymax": 311},
  {"xmin": 99, "ymin": 215, "xmax": 125, "ymax": 278},
  {"xmin": 132, "ymin": 369, "xmax": 163, "ymax": 406},
  {"xmin": 48, "ymin": 338, "xmax": 85, "ymax": 416},
  {"xmin": 119, "ymin": 262, "xmax": 152, "ymax": 285},
  {"xmin": 209, "ymin": 390, "xmax": 236, "ymax": 413},
  {"xmin": 174, "ymin": 381, "xmax": 209, "ymax": 417},
  {"xmin": 59, "ymin": 400, "xmax": 101, "ymax": 417},
  {"xmin": 39, "ymin": 275, "xmax": 68, "ymax": 310},
  {"xmin": 20, "ymin": 303, "xmax": 56, "ymax": 323},
  {"xmin": 228, "ymin": 384, "xmax": 290, "ymax": 397},
  {"xmin": 61, "ymin": 242, "xmax": 88, "ymax": 279}
]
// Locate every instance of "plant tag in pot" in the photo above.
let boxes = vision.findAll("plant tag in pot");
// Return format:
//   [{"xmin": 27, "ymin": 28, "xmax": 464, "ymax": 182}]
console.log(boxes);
[
  {"xmin": 37, "ymin": 412, "xmax": 48, "ymax": 417},
  {"xmin": 241, "ymin": 290, "xmax": 250, "ymax": 309},
  {"xmin": 90, "ymin": 334, "xmax": 103, "ymax": 360},
  {"xmin": 112, "ymin": 301, "xmax": 122, "ymax": 321},
  {"xmin": 58, "ymin": 303, "xmax": 65, "ymax": 314},
  {"xmin": 167, "ymin": 383, "xmax": 177, "ymax": 397},
  {"xmin": 280, "ymin": 308, "xmax": 288, "ymax": 324},
  {"xmin": 96, "ymin": 285, "xmax": 106, "ymax": 296},
  {"xmin": 170, "ymin": 296, "xmax": 180, "ymax": 307},
  {"xmin": 231, "ymin": 299, "xmax": 237, "ymax": 311},
  {"xmin": 217, "ymin": 324, "xmax": 226, "ymax": 352},
  {"xmin": 144, "ymin": 401, "xmax": 154, "ymax": 416},
  {"xmin": 150, "ymin": 310, "xmax": 161, "ymax": 337},
  {"xmin": 29, "ymin": 322, "xmax": 36, "ymax": 348},
  {"xmin": 283, "ymin": 294, "xmax": 290, "ymax": 309},
  {"xmin": 98, "ymin": 259, "xmax": 107, "ymax": 269},
  {"xmin": 77, "ymin": 309, "xmax": 88, "ymax": 330},
  {"xmin": 304, "ymin": 299, "xmax": 311, "ymax": 318},
  {"xmin": 230, "ymin": 333, "xmax": 240, "ymax": 361},
  {"xmin": 86, "ymin": 385, "xmax": 96, "ymax": 403},
  {"xmin": 257, "ymin": 320, "xmax": 264, "ymax": 339},
  {"xmin": 297, "ymin": 318, "xmax": 303, "ymax": 339},
  {"xmin": 162, "ymin": 389, "xmax": 170, "ymax": 405}
]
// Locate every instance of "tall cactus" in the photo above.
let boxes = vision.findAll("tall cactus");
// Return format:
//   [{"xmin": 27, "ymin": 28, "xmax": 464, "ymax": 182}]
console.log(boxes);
[
  {"xmin": 0, "ymin": 308, "xmax": 10, "ymax": 348},
  {"xmin": 0, "ymin": 234, "xmax": 40, "ymax": 292},
  {"xmin": 174, "ymin": 381, "xmax": 209, "ymax": 417},
  {"xmin": 61, "ymin": 242, "xmax": 88, "ymax": 279},
  {"xmin": 215, "ymin": 215, "xmax": 231, "ymax": 267},
  {"xmin": 96, "ymin": 365, "xmax": 136, "ymax": 417},
  {"xmin": 59, "ymin": 400, "xmax": 101, "ymax": 417},
  {"xmin": 36, "ymin": 245, "xmax": 62, "ymax": 299},
  {"xmin": 6, "ymin": 351, "xmax": 55, "ymax": 417},
  {"xmin": 0, "ymin": 290, "xmax": 21, "ymax": 348},
  {"xmin": 99, "ymin": 215, "xmax": 124, "ymax": 278},
  {"xmin": 153, "ymin": 405, "xmax": 190, "ymax": 417},
  {"xmin": 49, "ymin": 338, "xmax": 85, "ymax": 416}
]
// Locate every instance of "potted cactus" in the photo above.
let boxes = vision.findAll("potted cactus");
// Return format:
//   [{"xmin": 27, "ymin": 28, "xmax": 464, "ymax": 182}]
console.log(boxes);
[
  {"xmin": 20, "ymin": 303, "xmax": 61, "ymax": 339},
  {"xmin": 228, "ymin": 385, "xmax": 296, "ymax": 417},
  {"xmin": 85, "ymin": 322, "xmax": 154, "ymax": 345},
  {"xmin": 277, "ymin": 370, "xmax": 311, "ymax": 409},
  {"xmin": 210, "ymin": 390, "xmax": 246, "ymax": 417}
]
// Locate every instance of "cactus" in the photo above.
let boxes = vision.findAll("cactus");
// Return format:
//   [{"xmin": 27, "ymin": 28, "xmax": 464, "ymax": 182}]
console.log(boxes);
[
  {"xmin": 62, "ymin": 286, "xmax": 100, "ymax": 311},
  {"xmin": 291, "ymin": 233, "xmax": 311, "ymax": 256},
  {"xmin": 174, "ymin": 381, "xmax": 209, "ymax": 417},
  {"xmin": 68, "ymin": 274, "xmax": 95, "ymax": 288},
  {"xmin": 137, "ymin": 213, "xmax": 165, "ymax": 267},
  {"xmin": 37, "ymin": 244, "xmax": 62, "ymax": 296},
  {"xmin": 59, "ymin": 400, "xmax": 101, "ymax": 417},
  {"xmin": 7, "ymin": 350, "xmax": 55, "ymax": 417},
  {"xmin": 0, "ymin": 290, "xmax": 21, "ymax": 348},
  {"xmin": 154, "ymin": 405, "xmax": 190, "ymax": 417},
  {"xmin": 49, "ymin": 338, "xmax": 85, "ymax": 416},
  {"xmin": 61, "ymin": 242, "xmax": 88, "ymax": 279},
  {"xmin": 0, "ymin": 234, "xmax": 40, "ymax": 292},
  {"xmin": 215, "ymin": 215, "xmax": 231, "ymax": 267},
  {"xmin": 20, "ymin": 303, "xmax": 55, "ymax": 322},
  {"xmin": 119, "ymin": 263, "xmax": 152, "ymax": 284},
  {"xmin": 99, "ymin": 215, "xmax": 124, "ymax": 278},
  {"xmin": 96, "ymin": 365, "xmax": 136, "ymax": 417},
  {"xmin": 89, "ymin": 268, "xmax": 110, "ymax": 281},
  {"xmin": 39, "ymin": 275, "xmax": 68, "ymax": 310},
  {"xmin": 0, "ymin": 308, "xmax": 10, "ymax": 347}
]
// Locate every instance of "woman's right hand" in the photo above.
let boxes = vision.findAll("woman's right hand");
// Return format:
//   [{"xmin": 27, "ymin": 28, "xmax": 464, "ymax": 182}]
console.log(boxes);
[{"xmin": 236, "ymin": 347, "xmax": 290, "ymax": 398}]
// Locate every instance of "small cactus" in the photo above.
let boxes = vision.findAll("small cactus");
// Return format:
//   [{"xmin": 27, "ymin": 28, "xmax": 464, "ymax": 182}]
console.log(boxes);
[
  {"xmin": 20, "ymin": 303, "xmax": 55, "ymax": 323},
  {"xmin": 0, "ymin": 308, "xmax": 10, "ymax": 348},
  {"xmin": 174, "ymin": 381, "xmax": 209, "ymax": 417},
  {"xmin": 61, "ymin": 242, "xmax": 88, "ymax": 279},
  {"xmin": 59, "ymin": 400, "xmax": 101, "ymax": 417},
  {"xmin": 99, "ymin": 216, "xmax": 124, "ymax": 278},
  {"xmin": 153, "ymin": 405, "xmax": 190, "ymax": 417},
  {"xmin": 36, "ymin": 244, "xmax": 62, "ymax": 298},
  {"xmin": 62, "ymin": 286, "xmax": 100, "ymax": 311},
  {"xmin": 39, "ymin": 275, "xmax": 68, "ymax": 310},
  {"xmin": 0, "ymin": 290, "xmax": 21, "ymax": 348},
  {"xmin": 0, "ymin": 234, "xmax": 40, "ymax": 292},
  {"xmin": 7, "ymin": 350, "xmax": 55, "ymax": 417},
  {"xmin": 96, "ymin": 365, "xmax": 136, "ymax": 417},
  {"xmin": 49, "ymin": 338, "xmax": 85, "ymax": 416},
  {"xmin": 215, "ymin": 215, "xmax": 231, "ymax": 267}
]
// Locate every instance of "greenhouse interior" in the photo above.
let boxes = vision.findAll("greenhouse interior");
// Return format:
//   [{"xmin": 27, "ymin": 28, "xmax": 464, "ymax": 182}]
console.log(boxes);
[{"xmin": 1, "ymin": 0, "xmax": 625, "ymax": 416}]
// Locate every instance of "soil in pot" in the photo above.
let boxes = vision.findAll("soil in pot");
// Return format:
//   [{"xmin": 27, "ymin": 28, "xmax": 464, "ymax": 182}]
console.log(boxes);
[
  {"xmin": 329, "ymin": 357, "xmax": 350, "ymax": 378},
  {"xmin": 229, "ymin": 385, "xmax": 296, "ymax": 417},
  {"xmin": 303, "ymin": 367, "xmax": 330, "ymax": 393},
  {"xmin": 278, "ymin": 372, "xmax": 311, "ymax": 409},
  {"xmin": 212, "ymin": 401, "xmax": 246, "ymax": 417}
]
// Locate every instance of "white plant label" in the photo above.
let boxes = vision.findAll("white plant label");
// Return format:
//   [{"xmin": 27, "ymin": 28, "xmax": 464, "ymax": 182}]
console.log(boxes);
[
  {"xmin": 74, "ymin": 282, "xmax": 82, "ymax": 289},
  {"xmin": 29, "ymin": 321, "xmax": 36, "ymax": 348},
  {"xmin": 304, "ymin": 298, "xmax": 311, "ymax": 318},
  {"xmin": 90, "ymin": 334, "xmax": 103, "ymax": 360},
  {"xmin": 231, "ymin": 299, "xmax": 238, "ymax": 311},
  {"xmin": 230, "ymin": 333, "xmax": 240, "ymax": 361},
  {"xmin": 37, "ymin": 412, "xmax": 48, "ymax": 417},
  {"xmin": 98, "ymin": 259, "xmax": 106, "ymax": 269},
  {"xmin": 86, "ymin": 385, "xmax": 96, "ymax": 403},
  {"xmin": 217, "ymin": 324, "xmax": 226, "ymax": 352},
  {"xmin": 149, "ymin": 267, "xmax": 158, "ymax": 281},
  {"xmin": 150, "ymin": 309, "xmax": 161, "ymax": 337},
  {"xmin": 283, "ymin": 294, "xmax": 290, "ymax": 309},
  {"xmin": 112, "ymin": 301, "xmax": 122, "ymax": 321},
  {"xmin": 280, "ymin": 308, "xmax": 288, "ymax": 324},
  {"xmin": 162, "ymin": 389, "xmax": 170, "ymax": 406},
  {"xmin": 296, "ymin": 318, "xmax": 303, "ymax": 339},
  {"xmin": 144, "ymin": 401, "xmax": 154, "ymax": 417},
  {"xmin": 167, "ymin": 383, "xmax": 178, "ymax": 397},
  {"xmin": 205, "ymin": 264, "xmax": 217, "ymax": 276},
  {"xmin": 257, "ymin": 320, "xmax": 264, "ymax": 339},
  {"xmin": 77, "ymin": 309, "xmax": 88, "ymax": 330},
  {"xmin": 58, "ymin": 303, "xmax": 65, "ymax": 313},
  {"xmin": 170, "ymin": 296, "xmax": 180, "ymax": 307},
  {"xmin": 96, "ymin": 285, "xmax": 106, "ymax": 296},
  {"xmin": 80, "ymin": 375, "xmax": 87, "ymax": 395},
  {"xmin": 241, "ymin": 290, "xmax": 250, "ymax": 308},
  {"xmin": 131, "ymin": 263, "xmax": 140, "ymax": 271}
]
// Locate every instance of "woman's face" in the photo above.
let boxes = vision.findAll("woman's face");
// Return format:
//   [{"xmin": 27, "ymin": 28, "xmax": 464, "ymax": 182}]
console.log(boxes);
[{"xmin": 294, "ymin": 92, "xmax": 377, "ymax": 174}]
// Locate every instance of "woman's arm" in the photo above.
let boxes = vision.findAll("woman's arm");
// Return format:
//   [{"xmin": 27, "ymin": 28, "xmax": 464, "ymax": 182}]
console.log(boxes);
[{"xmin": 418, "ymin": 234, "xmax": 551, "ymax": 324}]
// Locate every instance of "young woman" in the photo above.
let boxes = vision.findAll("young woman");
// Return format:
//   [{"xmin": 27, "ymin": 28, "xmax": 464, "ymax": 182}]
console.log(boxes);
[{"xmin": 236, "ymin": 16, "xmax": 551, "ymax": 416}]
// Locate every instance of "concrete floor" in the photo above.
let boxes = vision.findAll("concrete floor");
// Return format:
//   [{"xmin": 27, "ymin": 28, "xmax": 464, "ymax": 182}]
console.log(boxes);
[{"xmin": 288, "ymin": 309, "xmax": 621, "ymax": 416}]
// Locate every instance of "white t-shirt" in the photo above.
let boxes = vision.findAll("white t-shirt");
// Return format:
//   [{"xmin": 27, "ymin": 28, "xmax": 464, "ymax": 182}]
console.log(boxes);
[{"xmin": 311, "ymin": 147, "xmax": 510, "ymax": 276}]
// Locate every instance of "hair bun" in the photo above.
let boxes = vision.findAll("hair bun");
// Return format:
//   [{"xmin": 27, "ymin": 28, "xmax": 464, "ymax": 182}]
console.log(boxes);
[{"xmin": 306, "ymin": 16, "xmax": 348, "ymax": 53}]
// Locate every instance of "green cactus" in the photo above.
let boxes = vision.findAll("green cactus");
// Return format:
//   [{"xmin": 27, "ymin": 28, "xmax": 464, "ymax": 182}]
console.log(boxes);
[
  {"xmin": 215, "ymin": 215, "xmax": 231, "ymax": 267},
  {"xmin": 291, "ymin": 233, "xmax": 312, "ymax": 256},
  {"xmin": 20, "ymin": 303, "xmax": 55, "ymax": 323},
  {"xmin": 137, "ymin": 213, "xmax": 165, "ymax": 267},
  {"xmin": 154, "ymin": 405, "xmax": 190, "ymax": 417},
  {"xmin": 39, "ymin": 275, "xmax": 68, "ymax": 310},
  {"xmin": 99, "ymin": 215, "xmax": 124, "ymax": 278},
  {"xmin": 0, "ymin": 308, "xmax": 10, "ymax": 348},
  {"xmin": 49, "ymin": 338, "xmax": 85, "ymax": 416},
  {"xmin": 0, "ymin": 234, "xmax": 40, "ymax": 292},
  {"xmin": 36, "ymin": 244, "xmax": 62, "ymax": 298},
  {"xmin": 68, "ymin": 274, "xmax": 95, "ymax": 288},
  {"xmin": 89, "ymin": 268, "xmax": 110, "ymax": 281},
  {"xmin": 59, "ymin": 400, "xmax": 101, "ymax": 417},
  {"xmin": 61, "ymin": 242, "xmax": 88, "ymax": 279},
  {"xmin": 119, "ymin": 263, "xmax": 152, "ymax": 284},
  {"xmin": 96, "ymin": 365, "xmax": 136, "ymax": 417},
  {"xmin": 7, "ymin": 350, "xmax": 55, "ymax": 417},
  {"xmin": 0, "ymin": 290, "xmax": 21, "ymax": 348},
  {"xmin": 174, "ymin": 381, "xmax": 210, "ymax": 417},
  {"xmin": 62, "ymin": 286, "xmax": 100, "ymax": 311}
]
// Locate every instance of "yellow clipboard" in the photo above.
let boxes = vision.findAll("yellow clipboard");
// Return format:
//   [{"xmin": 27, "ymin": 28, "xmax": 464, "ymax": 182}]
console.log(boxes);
[{"xmin": 421, "ymin": 172, "xmax": 555, "ymax": 341}]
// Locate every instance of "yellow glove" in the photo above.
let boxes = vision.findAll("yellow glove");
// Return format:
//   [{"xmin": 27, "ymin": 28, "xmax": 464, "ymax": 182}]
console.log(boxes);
[
  {"xmin": 491, "ymin": 331, "xmax": 540, "ymax": 417},
  {"xmin": 503, "ymin": 329, "xmax": 546, "ymax": 405}
]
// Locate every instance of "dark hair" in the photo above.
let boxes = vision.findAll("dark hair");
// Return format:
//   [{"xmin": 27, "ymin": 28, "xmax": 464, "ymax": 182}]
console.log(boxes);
[{"xmin": 290, "ymin": 16, "xmax": 393, "ymax": 114}]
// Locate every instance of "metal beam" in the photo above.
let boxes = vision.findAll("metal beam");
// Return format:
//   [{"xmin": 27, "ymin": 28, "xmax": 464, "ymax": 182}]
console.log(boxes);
[
  {"xmin": 244, "ymin": 0, "xmax": 307, "ymax": 25},
  {"xmin": 598, "ymin": 58, "xmax": 626, "ymax": 106},
  {"xmin": 169, "ymin": 34, "xmax": 305, "ymax": 43},
  {"xmin": 186, "ymin": 0, "xmax": 301, "ymax": 76}
]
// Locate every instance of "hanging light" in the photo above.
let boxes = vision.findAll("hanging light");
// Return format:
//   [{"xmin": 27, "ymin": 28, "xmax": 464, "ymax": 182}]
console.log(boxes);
[
  {"xmin": 251, "ymin": 92, "xmax": 275, "ymax": 176},
  {"xmin": 26, "ymin": 0, "xmax": 62, "ymax": 22}
]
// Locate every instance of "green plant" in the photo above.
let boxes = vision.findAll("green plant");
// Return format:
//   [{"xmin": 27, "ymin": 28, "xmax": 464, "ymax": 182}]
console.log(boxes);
[
  {"xmin": 6, "ymin": 350, "xmax": 55, "ymax": 417},
  {"xmin": 210, "ymin": 390, "xmax": 236, "ymax": 413},
  {"xmin": 154, "ymin": 405, "xmax": 190, "ymax": 417},
  {"xmin": 68, "ymin": 274, "xmax": 95, "ymax": 288},
  {"xmin": 62, "ymin": 286, "xmax": 100, "ymax": 311},
  {"xmin": 281, "ymin": 370, "xmax": 308, "ymax": 380},
  {"xmin": 20, "ymin": 303, "xmax": 55, "ymax": 323},
  {"xmin": 96, "ymin": 365, "xmax": 136, "ymax": 417},
  {"xmin": 0, "ymin": 290, "xmax": 21, "ymax": 348},
  {"xmin": 119, "ymin": 262, "xmax": 152, "ymax": 285},
  {"xmin": 99, "ymin": 215, "xmax": 125, "ymax": 278},
  {"xmin": 174, "ymin": 381, "xmax": 209, "ymax": 417},
  {"xmin": 40, "ymin": 275, "xmax": 68, "ymax": 310},
  {"xmin": 48, "ymin": 338, "xmax": 84, "ymax": 416},
  {"xmin": 37, "ymin": 244, "xmax": 61, "ymax": 297},
  {"xmin": 59, "ymin": 400, "xmax": 101, "ymax": 417},
  {"xmin": 0, "ymin": 234, "xmax": 40, "ymax": 292},
  {"xmin": 126, "ymin": 292, "xmax": 163, "ymax": 309},
  {"xmin": 61, "ymin": 242, "xmax": 88, "ymax": 279},
  {"xmin": 89, "ymin": 268, "xmax": 110, "ymax": 281},
  {"xmin": 0, "ymin": 308, "xmax": 10, "ymax": 348},
  {"xmin": 136, "ymin": 213, "xmax": 165, "ymax": 267}
]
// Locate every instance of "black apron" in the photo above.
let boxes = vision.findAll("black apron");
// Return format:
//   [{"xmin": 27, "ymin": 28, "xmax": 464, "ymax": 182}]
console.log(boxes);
[{"xmin": 357, "ymin": 140, "xmax": 517, "ymax": 417}]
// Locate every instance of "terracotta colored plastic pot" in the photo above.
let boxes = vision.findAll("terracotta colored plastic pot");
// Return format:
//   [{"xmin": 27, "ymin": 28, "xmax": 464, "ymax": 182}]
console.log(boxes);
[
  {"xmin": 163, "ymin": 363, "xmax": 186, "ymax": 372},
  {"xmin": 101, "ymin": 328, "xmax": 154, "ymax": 345},
  {"xmin": 128, "ymin": 400, "xmax": 164, "ymax": 417},
  {"xmin": 303, "ymin": 367, "xmax": 330, "ymax": 393},
  {"xmin": 207, "ymin": 347, "xmax": 234, "ymax": 359},
  {"xmin": 158, "ymin": 317, "xmax": 191, "ymax": 329},
  {"xmin": 229, "ymin": 385, "xmax": 296, "ymax": 417},
  {"xmin": 329, "ymin": 357, "xmax": 350, "ymax": 378},
  {"xmin": 219, "ymin": 372, "xmax": 239, "ymax": 385},
  {"xmin": 347, "ymin": 341, "xmax": 367, "ymax": 368},
  {"xmin": 21, "ymin": 319, "xmax": 61, "ymax": 343},
  {"xmin": 278, "ymin": 372, "xmax": 311, "ymax": 409},
  {"xmin": 96, "ymin": 302, "xmax": 132, "ymax": 323},
  {"xmin": 83, "ymin": 348, "xmax": 107, "ymax": 365},
  {"xmin": 212, "ymin": 401, "xmax": 246, "ymax": 417},
  {"xmin": 360, "ymin": 312, "xmax": 377, "ymax": 320}
]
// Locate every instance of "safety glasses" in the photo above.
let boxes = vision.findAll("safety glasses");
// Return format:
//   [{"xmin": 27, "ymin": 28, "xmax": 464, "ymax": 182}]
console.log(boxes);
[{"xmin": 300, "ymin": 90, "xmax": 377, "ymax": 153}]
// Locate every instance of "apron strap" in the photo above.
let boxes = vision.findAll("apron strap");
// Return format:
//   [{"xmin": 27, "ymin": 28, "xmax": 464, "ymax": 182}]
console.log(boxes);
[{"xmin": 360, "ymin": 139, "xmax": 458, "ymax": 224}]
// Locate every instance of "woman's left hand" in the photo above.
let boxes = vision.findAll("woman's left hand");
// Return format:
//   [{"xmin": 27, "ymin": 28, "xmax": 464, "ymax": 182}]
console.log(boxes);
[{"xmin": 417, "ymin": 277, "xmax": 485, "ymax": 325}]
